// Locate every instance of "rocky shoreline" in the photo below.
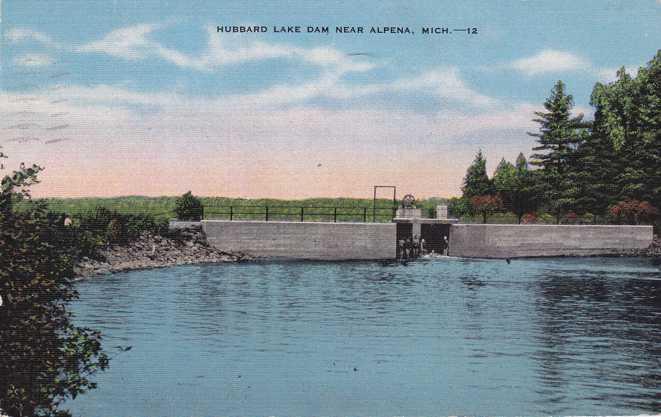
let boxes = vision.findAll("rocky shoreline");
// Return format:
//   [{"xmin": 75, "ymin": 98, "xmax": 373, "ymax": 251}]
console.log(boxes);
[{"xmin": 74, "ymin": 226, "xmax": 250, "ymax": 278}]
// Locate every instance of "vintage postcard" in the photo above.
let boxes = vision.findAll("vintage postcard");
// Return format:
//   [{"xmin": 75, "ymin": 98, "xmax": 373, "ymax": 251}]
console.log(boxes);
[{"xmin": 1, "ymin": 1, "xmax": 660, "ymax": 416}]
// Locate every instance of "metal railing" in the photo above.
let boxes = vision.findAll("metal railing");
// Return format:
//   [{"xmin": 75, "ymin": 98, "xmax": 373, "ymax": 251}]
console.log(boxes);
[{"xmin": 203, "ymin": 205, "xmax": 397, "ymax": 223}]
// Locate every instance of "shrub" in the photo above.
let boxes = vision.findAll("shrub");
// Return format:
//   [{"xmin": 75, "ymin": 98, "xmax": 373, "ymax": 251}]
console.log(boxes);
[
  {"xmin": 563, "ymin": 211, "xmax": 579, "ymax": 224},
  {"xmin": 470, "ymin": 194, "xmax": 503, "ymax": 224},
  {"xmin": 175, "ymin": 191, "xmax": 204, "ymax": 221},
  {"xmin": 521, "ymin": 212, "xmax": 538, "ymax": 224},
  {"xmin": 609, "ymin": 199, "xmax": 658, "ymax": 225},
  {"xmin": 0, "ymin": 155, "xmax": 109, "ymax": 417}
]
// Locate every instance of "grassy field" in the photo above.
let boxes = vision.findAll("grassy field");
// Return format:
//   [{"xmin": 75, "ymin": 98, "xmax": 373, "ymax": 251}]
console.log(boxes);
[
  {"xmin": 35, "ymin": 196, "xmax": 611, "ymax": 224},
  {"xmin": 39, "ymin": 196, "xmax": 452, "ymax": 223}
]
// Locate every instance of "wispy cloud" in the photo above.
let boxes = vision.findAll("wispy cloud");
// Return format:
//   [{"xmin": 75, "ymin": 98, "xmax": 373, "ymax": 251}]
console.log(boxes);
[
  {"xmin": 76, "ymin": 24, "xmax": 375, "ymax": 75},
  {"xmin": 76, "ymin": 23, "xmax": 158, "ymax": 60},
  {"xmin": 510, "ymin": 49, "xmax": 590, "ymax": 76},
  {"xmin": 13, "ymin": 53, "xmax": 54, "ymax": 67},
  {"xmin": 6, "ymin": 28, "xmax": 63, "ymax": 49},
  {"xmin": 507, "ymin": 49, "xmax": 642, "ymax": 84},
  {"xmin": 0, "ymin": 87, "xmax": 538, "ymax": 198},
  {"xmin": 7, "ymin": 23, "xmax": 497, "ymax": 109}
]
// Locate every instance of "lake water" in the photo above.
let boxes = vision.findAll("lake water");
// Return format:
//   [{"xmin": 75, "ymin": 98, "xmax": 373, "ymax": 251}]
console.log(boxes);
[{"xmin": 69, "ymin": 257, "xmax": 661, "ymax": 416}]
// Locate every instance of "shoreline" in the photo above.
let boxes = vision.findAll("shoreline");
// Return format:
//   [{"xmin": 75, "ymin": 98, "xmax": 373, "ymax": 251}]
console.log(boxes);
[
  {"xmin": 73, "ymin": 230, "xmax": 659, "ymax": 279},
  {"xmin": 74, "ymin": 226, "xmax": 250, "ymax": 278}
]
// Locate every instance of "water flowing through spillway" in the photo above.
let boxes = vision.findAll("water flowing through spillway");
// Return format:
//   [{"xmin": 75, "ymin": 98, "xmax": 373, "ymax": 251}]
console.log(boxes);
[{"xmin": 69, "ymin": 257, "xmax": 661, "ymax": 416}]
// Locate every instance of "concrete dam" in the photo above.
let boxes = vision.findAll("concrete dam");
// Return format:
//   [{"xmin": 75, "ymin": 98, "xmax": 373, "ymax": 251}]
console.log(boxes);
[{"xmin": 173, "ymin": 219, "xmax": 653, "ymax": 261}]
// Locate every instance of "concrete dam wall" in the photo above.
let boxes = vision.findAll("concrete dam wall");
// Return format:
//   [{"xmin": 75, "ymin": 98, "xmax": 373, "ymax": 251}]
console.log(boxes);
[
  {"xmin": 171, "ymin": 220, "xmax": 654, "ymax": 261},
  {"xmin": 449, "ymin": 224, "xmax": 653, "ymax": 258},
  {"xmin": 202, "ymin": 220, "xmax": 396, "ymax": 260}
]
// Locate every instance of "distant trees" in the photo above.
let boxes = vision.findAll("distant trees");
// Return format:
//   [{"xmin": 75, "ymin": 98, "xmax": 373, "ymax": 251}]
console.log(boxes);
[
  {"xmin": 0, "ymin": 152, "xmax": 109, "ymax": 417},
  {"xmin": 493, "ymin": 154, "xmax": 539, "ymax": 223},
  {"xmin": 175, "ymin": 191, "xmax": 204, "ymax": 221}
]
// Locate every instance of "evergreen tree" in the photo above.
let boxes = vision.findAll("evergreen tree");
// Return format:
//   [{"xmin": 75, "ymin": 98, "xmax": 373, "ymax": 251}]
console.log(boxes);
[
  {"xmin": 528, "ymin": 80, "xmax": 587, "ymax": 222},
  {"xmin": 461, "ymin": 150, "xmax": 494, "ymax": 198},
  {"xmin": 494, "ymin": 154, "xmax": 540, "ymax": 223}
]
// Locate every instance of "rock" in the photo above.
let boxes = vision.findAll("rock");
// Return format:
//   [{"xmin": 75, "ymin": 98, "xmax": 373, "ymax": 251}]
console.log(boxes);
[{"xmin": 74, "ymin": 227, "xmax": 249, "ymax": 278}]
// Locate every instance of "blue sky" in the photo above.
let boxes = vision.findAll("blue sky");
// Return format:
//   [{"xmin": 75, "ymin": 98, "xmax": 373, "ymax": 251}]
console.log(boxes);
[{"xmin": 1, "ymin": 0, "xmax": 659, "ymax": 198}]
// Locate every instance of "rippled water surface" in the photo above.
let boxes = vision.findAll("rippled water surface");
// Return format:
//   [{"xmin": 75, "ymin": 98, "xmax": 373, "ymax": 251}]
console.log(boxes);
[{"xmin": 70, "ymin": 257, "xmax": 661, "ymax": 416}]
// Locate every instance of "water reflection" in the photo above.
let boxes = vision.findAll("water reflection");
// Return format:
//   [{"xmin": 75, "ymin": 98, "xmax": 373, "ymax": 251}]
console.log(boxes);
[
  {"xmin": 533, "ymin": 262, "xmax": 661, "ymax": 413},
  {"xmin": 69, "ymin": 257, "xmax": 660, "ymax": 416}
]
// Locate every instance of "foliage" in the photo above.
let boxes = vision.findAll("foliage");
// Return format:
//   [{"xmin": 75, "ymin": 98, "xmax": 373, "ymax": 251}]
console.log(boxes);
[
  {"xmin": 562, "ymin": 211, "xmax": 579, "ymax": 224},
  {"xmin": 590, "ymin": 53, "xmax": 661, "ymax": 212},
  {"xmin": 75, "ymin": 207, "xmax": 167, "ymax": 246},
  {"xmin": 609, "ymin": 199, "xmax": 658, "ymax": 225},
  {"xmin": 461, "ymin": 150, "xmax": 494, "ymax": 198},
  {"xmin": 521, "ymin": 212, "xmax": 538, "ymax": 224},
  {"xmin": 528, "ymin": 80, "xmax": 589, "ymax": 222},
  {"xmin": 0, "ymin": 153, "xmax": 109, "ymax": 417},
  {"xmin": 470, "ymin": 194, "xmax": 503, "ymax": 224},
  {"xmin": 447, "ymin": 197, "xmax": 471, "ymax": 218},
  {"xmin": 174, "ymin": 191, "xmax": 204, "ymax": 221}
]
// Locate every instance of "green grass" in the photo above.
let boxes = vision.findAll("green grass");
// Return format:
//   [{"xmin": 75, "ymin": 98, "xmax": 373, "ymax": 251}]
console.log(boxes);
[{"xmin": 38, "ymin": 196, "xmax": 452, "ymax": 223}]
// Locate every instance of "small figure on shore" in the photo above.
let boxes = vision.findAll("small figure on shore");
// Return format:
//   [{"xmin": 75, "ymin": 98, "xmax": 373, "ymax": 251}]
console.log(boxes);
[
  {"xmin": 443, "ymin": 236, "xmax": 449, "ymax": 256},
  {"xmin": 420, "ymin": 237, "xmax": 426, "ymax": 255}
]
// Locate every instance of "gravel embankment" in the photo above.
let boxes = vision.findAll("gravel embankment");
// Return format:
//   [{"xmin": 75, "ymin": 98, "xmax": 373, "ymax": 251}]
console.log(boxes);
[{"xmin": 74, "ymin": 226, "xmax": 249, "ymax": 278}]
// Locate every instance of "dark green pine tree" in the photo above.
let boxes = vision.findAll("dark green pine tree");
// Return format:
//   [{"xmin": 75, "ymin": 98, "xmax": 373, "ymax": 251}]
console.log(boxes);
[
  {"xmin": 513, "ymin": 153, "xmax": 540, "ymax": 223},
  {"xmin": 461, "ymin": 149, "xmax": 494, "ymax": 198},
  {"xmin": 528, "ymin": 80, "xmax": 587, "ymax": 223},
  {"xmin": 572, "ymin": 81, "xmax": 622, "ymax": 220}
]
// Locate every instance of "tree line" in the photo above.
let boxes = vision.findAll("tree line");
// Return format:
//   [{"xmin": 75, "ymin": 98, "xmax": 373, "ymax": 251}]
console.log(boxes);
[{"xmin": 452, "ymin": 50, "xmax": 660, "ymax": 227}]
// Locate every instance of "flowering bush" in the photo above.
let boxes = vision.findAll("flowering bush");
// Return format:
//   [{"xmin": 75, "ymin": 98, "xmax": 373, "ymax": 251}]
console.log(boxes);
[
  {"xmin": 609, "ymin": 199, "xmax": 658, "ymax": 224},
  {"xmin": 521, "ymin": 212, "xmax": 538, "ymax": 224},
  {"xmin": 470, "ymin": 194, "xmax": 503, "ymax": 223},
  {"xmin": 563, "ymin": 211, "xmax": 578, "ymax": 224}
]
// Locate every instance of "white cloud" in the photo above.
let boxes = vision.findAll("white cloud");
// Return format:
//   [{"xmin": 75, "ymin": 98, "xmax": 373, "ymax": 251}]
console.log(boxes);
[
  {"xmin": 6, "ymin": 28, "xmax": 62, "ymax": 49},
  {"xmin": 77, "ymin": 23, "xmax": 158, "ymax": 60},
  {"xmin": 508, "ymin": 49, "xmax": 643, "ymax": 84},
  {"xmin": 7, "ymin": 24, "xmax": 497, "ymax": 110},
  {"xmin": 0, "ymin": 86, "xmax": 538, "ymax": 198},
  {"xmin": 510, "ymin": 49, "xmax": 590, "ymax": 75},
  {"xmin": 392, "ymin": 68, "xmax": 498, "ymax": 107},
  {"xmin": 76, "ymin": 24, "xmax": 375, "ymax": 75},
  {"xmin": 13, "ymin": 53, "xmax": 54, "ymax": 68}
]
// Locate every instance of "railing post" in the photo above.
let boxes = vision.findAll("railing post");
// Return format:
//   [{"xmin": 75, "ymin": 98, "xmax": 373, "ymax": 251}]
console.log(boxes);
[
  {"xmin": 334, "ymin": 207, "xmax": 337, "ymax": 222},
  {"xmin": 230, "ymin": 206, "xmax": 233, "ymax": 221},
  {"xmin": 363, "ymin": 207, "xmax": 367, "ymax": 222},
  {"xmin": 265, "ymin": 206, "xmax": 269, "ymax": 222},
  {"xmin": 300, "ymin": 207, "xmax": 304, "ymax": 222}
]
